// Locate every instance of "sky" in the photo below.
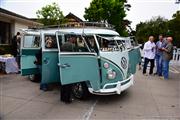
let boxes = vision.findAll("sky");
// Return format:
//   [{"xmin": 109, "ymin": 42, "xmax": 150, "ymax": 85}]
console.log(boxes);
[{"xmin": 0, "ymin": 0, "xmax": 179, "ymax": 29}]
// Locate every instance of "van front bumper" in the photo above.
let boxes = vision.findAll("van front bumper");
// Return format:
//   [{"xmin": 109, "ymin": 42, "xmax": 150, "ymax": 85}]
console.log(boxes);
[{"xmin": 88, "ymin": 74, "xmax": 134, "ymax": 95}]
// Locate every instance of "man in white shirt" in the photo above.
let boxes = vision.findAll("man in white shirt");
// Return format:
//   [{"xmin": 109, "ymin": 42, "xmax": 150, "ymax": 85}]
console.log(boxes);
[{"xmin": 143, "ymin": 36, "xmax": 156, "ymax": 75}]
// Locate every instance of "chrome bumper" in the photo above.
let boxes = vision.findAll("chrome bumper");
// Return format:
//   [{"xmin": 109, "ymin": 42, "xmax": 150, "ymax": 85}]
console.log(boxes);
[{"xmin": 88, "ymin": 74, "xmax": 134, "ymax": 95}]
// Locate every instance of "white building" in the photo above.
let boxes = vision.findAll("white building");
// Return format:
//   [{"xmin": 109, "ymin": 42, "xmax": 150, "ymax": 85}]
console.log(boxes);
[{"xmin": 0, "ymin": 8, "xmax": 42, "ymax": 45}]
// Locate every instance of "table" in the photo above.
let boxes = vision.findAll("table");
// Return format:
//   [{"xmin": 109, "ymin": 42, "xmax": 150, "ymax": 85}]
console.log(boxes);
[{"xmin": 0, "ymin": 56, "xmax": 19, "ymax": 74}]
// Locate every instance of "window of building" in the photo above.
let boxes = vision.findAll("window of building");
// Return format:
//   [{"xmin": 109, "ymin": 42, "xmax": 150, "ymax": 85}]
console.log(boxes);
[{"xmin": 0, "ymin": 21, "xmax": 11, "ymax": 44}]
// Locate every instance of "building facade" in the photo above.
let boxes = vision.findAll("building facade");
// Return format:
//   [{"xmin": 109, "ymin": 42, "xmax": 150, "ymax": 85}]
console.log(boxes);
[
  {"xmin": 65, "ymin": 12, "xmax": 83, "ymax": 27},
  {"xmin": 0, "ymin": 8, "xmax": 42, "ymax": 45}
]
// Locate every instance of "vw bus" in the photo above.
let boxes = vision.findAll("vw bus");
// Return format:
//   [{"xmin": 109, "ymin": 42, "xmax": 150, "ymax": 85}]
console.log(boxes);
[{"xmin": 20, "ymin": 23, "xmax": 141, "ymax": 99}]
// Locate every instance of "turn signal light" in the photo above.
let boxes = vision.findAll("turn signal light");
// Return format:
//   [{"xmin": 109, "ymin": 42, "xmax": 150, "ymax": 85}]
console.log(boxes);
[{"xmin": 103, "ymin": 63, "xmax": 109, "ymax": 69}]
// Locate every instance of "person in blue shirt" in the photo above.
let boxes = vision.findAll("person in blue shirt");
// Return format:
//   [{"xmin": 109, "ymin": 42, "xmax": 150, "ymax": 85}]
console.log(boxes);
[
  {"xmin": 155, "ymin": 34, "xmax": 166, "ymax": 76},
  {"xmin": 155, "ymin": 35, "xmax": 163, "ymax": 76}
]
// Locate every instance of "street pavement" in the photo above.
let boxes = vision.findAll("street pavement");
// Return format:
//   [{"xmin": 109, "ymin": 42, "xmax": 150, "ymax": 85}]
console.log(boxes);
[{"xmin": 0, "ymin": 66, "xmax": 180, "ymax": 120}]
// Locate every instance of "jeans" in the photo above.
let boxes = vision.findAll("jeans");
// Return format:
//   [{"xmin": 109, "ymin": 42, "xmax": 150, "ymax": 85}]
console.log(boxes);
[
  {"xmin": 37, "ymin": 65, "xmax": 48, "ymax": 91},
  {"xmin": 143, "ymin": 58, "xmax": 155, "ymax": 74},
  {"xmin": 162, "ymin": 59, "xmax": 170, "ymax": 79},
  {"xmin": 155, "ymin": 54, "xmax": 163, "ymax": 76}
]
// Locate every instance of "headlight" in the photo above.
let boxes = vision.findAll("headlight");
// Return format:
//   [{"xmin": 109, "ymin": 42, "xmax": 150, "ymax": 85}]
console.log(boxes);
[{"xmin": 107, "ymin": 69, "xmax": 116, "ymax": 80}]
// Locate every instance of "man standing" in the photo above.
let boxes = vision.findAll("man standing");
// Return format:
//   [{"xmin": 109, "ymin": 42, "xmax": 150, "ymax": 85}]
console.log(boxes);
[
  {"xmin": 143, "ymin": 36, "xmax": 156, "ymax": 75},
  {"xmin": 12, "ymin": 32, "xmax": 21, "ymax": 69},
  {"xmin": 155, "ymin": 34, "xmax": 164, "ymax": 76},
  {"xmin": 161, "ymin": 37, "xmax": 174, "ymax": 80}
]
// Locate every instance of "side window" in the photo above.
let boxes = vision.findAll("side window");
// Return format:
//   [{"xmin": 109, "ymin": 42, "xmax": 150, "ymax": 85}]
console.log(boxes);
[
  {"xmin": 60, "ymin": 35, "xmax": 89, "ymax": 52},
  {"xmin": 23, "ymin": 35, "xmax": 40, "ymax": 48},
  {"xmin": 44, "ymin": 35, "xmax": 57, "ymax": 49},
  {"xmin": 33, "ymin": 36, "xmax": 40, "ymax": 47},
  {"xmin": 116, "ymin": 40, "xmax": 126, "ymax": 51},
  {"xmin": 84, "ymin": 36, "xmax": 98, "ymax": 53},
  {"xmin": 121, "ymin": 39, "xmax": 131, "ymax": 49}
]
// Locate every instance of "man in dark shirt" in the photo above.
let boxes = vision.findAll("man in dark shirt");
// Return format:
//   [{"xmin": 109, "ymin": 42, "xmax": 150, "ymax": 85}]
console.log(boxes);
[
  {"xmin": 12, "ymin": 32, "xmax": 21, "ymax": 69},
  {"xmin": 61, "ymin": 36, "xmax": 76, "ymax": 52},
  {"xmin": 161, "ymin": 37, "xmax": 174, "ymax": 80}
]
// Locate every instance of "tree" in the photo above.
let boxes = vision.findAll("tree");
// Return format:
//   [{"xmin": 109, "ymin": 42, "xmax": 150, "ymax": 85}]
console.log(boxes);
[
  {"xmin": 168, "ymin": 11, "xmax": 180, "ymax": 47},
  {"xmin": 36, "ymin": 2, "xmax": 65, "ymax": 26},
  {"xmin": 135, "ymin": 16, "xmax": 168, "ymax": 43},
  {"xmin": 135, "ymin": 11, "xmax": 180, "ymax": 48},
  {"xmin": 84, "ymin": 0, "xmax": 131, "ymax": 36}
]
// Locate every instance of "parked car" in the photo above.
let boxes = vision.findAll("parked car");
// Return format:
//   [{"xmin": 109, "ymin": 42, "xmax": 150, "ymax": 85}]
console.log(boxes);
[{"xmin": 20, "ymin": 23, "xmax": 141, "ymax": 99}]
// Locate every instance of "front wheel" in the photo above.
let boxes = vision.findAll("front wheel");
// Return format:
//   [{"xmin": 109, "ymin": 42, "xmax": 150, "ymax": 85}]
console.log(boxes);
[{"xmin": 72, "ymin": 82, "xmax": 89, "ymax": 100}]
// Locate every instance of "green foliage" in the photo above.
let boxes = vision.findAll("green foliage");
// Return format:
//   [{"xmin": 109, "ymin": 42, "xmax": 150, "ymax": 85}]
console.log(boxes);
[
  {"xmin": 168, "ymin": 11, "xmax": 180, "ymax": 47},
  {"xmin": 135, "ymin": 11, "xmax": 180, "ymax": 48},
  {"xmin": 135, "ymin": 16, "xmax": 168, "ymax": 44},
  {"xmin": 36, "ymin": 2, "xmax": 65, "ymax": 26},
  {"xmin": 84, "ymin": 0, "xmax": 130, "ymax": 36}
]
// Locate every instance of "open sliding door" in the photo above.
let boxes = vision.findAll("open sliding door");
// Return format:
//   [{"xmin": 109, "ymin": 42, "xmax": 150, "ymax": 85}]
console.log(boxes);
[{"xmin": 21, "ymin": 34, "xmax": 41, "ymax": 75}]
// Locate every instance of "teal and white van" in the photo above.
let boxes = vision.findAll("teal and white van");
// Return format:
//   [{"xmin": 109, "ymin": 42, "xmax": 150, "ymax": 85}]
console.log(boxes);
[{"xmin": 20, "ymin": 24, "xmax": 141, "ymax": 99}]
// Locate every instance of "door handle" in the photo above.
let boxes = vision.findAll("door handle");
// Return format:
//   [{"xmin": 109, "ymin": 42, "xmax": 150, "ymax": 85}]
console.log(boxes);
[
  {"xmin": 21, "ymin": 55, "xmax": 27, "ymax": 57},
  {"xmin": 58, "ymin": 63, "xmax": 71, "ymax": 68}
]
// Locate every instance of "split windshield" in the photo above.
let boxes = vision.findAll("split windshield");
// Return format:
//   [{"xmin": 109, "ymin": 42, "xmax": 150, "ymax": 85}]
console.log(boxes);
[{"xmin": 96, "ymin": 35, "xmax": 125, "ymax": 52}]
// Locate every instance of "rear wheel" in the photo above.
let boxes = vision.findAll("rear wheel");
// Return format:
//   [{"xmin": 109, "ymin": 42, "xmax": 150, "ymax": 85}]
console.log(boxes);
[{"xmin": 72, "ymin": 82, "xmax": 89, "ymax": 100}]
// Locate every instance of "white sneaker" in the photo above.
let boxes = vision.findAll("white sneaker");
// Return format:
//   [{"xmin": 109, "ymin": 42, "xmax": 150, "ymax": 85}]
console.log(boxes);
[
  {"xmin": 143, "ymin": 73, "xmax": 148, "ymax": 76},
  {"xmin": 159, "ymin": 76, "xmax": 164, "ymax": 80}
]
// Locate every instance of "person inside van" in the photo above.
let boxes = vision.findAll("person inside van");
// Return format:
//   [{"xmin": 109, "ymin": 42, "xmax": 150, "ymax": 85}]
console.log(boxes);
[
  {"xmin": 61, "ymin": 35, "xmax": 76, "ymax": 52},
  {"xmin": 77, "ymin": 37, "xmax": 89, "ymax": 52},
  {"xmin": 102, "ymin": 39, "xmax": 108, "ymax": 48},
  {"xmin": 77, "ymin": 37, "xmax": 84, "ymax": 47},
  {"xmin": 45, "ymin": 37, "xmax": 54, "ymax": 48}
]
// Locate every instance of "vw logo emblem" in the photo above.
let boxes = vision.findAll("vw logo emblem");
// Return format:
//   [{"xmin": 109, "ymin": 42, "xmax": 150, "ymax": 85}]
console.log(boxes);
[{"xmin": 121, "ymin": 57, "xmax": 127, "ymax": 69}]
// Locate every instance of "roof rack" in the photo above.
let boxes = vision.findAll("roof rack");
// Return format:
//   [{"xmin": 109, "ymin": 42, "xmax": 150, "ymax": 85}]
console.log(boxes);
[{"xmin": 28, "ymin": 22, "xmax": 114, "ymax": 30}]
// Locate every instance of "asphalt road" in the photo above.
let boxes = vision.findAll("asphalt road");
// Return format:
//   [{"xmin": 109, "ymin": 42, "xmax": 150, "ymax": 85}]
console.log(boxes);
[{"xmin": 0, "ymin": 66, "xmax": 180, "ymax": 120}]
